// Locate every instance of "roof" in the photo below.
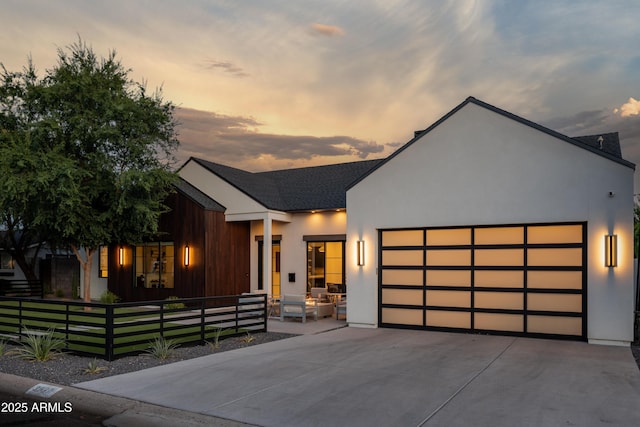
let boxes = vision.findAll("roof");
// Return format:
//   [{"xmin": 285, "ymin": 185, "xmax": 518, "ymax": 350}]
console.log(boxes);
[
  {"xmin": 348, "ymin": 96, "xmax": 634, "ymax": 190},
  {"xmin": 173, "ymin": 178, "xmax": 226, "ymax": 211},
  {"xmin": 191, "ymin": 158, "xmax": 384, "ymax": 211},
  {"xmin": 572, "ymin": 132, "xmax": 622, "ymax": 158}
]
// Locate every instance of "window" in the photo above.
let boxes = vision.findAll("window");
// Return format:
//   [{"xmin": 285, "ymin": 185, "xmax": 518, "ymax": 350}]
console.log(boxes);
[
  {"xmin": 134, "ymin": 242, "xmax": 175, "ymax": 288},
  {"xmin": 0, "ymin": 252, "xmax": 14, "ymax": 270},
  {"xmin": 99, "ymin": 246, "xmax": 109, "ymax": 278},
  {"xmin": 307, "ymin": 240, "xmax": 345, "ymax": 293}
]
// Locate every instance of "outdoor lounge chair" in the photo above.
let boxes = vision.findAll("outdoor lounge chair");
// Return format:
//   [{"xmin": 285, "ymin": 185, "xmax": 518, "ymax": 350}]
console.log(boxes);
[{"xmin": 280, "ymin": 294, "xmax": 317, "ymax": 322}]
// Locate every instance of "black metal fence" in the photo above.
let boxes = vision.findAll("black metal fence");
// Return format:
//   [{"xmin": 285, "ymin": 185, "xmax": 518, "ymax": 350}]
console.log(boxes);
[
  {"xmin": 0, "ymin": 280, "xmax": 44, "ymax": 298},
  {"xmin": 0, "ymin": 294, "xmax": 267, "ymax": 361}
]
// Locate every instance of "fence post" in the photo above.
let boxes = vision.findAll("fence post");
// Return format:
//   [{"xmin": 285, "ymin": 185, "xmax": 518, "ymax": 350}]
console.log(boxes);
[
  {"xmin": 200, "ymin": 300, "xmax": 205, "ymax": 343},
  {"xmin": 18, "ymin": 299, "xmax": 23, "ymax": 337},
  {"xmin": 105, "ymin": 304, "xmax": 114, "ymax": 361},
  {"xmin": 160, "ymin": 302, "xmax": 164, "ymax": 338},
  {"xmin": 65, "ymin": 303, "xmax": 70, "ymax": 350},
  {"xmin": 263, "ymin": 294, "xmax": 268, "ymax": 332},
  {"xmin": 235, "ymin": 295, "xmax": 240, "ymax": 334}
]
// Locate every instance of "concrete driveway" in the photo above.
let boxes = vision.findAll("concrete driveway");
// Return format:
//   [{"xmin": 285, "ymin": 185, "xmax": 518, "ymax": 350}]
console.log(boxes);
[{"xmin": 77, "ymin": 328, "xmax": 640, "ymax": 427}]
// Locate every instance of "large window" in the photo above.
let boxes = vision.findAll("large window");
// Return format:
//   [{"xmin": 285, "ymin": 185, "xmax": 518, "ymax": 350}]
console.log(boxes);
[
  {"xmin": 307, "ymin": 240, "xmax": 345, "ymax": 293},
  {"xmin": 134, "ymin": 242, "xmax": 175, "ymax": 288}
]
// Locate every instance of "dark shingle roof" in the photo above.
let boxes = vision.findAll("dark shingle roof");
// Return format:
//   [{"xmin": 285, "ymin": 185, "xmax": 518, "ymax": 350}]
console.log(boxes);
[
  {"xmin": 572, "ymin": 132, "xmax": 622, "ymax": 158},
  {"xmin": 191, "ymin": 158, "xmax": 384, "ymax": 211},
  {"xmin": 174, "ymin": 178, "xmax": 226, "ymax": 211}
]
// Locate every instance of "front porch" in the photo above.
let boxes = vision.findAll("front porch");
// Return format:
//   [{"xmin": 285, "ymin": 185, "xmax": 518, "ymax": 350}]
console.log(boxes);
[{"xmin": 267, "ymin": 316, "xmax": 346, "ymax": 335}]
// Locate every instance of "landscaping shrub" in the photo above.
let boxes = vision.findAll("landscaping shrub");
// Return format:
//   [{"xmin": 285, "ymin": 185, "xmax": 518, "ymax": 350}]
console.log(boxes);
[
  {"xmin": 164, "ymin": 296, "xmax": 186, "ymax": 310},
  {"xmin": 99, "ymin": 290, "xmax": 121, "ymax": 304},
  {"xmin": 12, "ymin": 327, "xmax": 65, "ymax": 362},
  {"xmin": 145, "ymin": 336, "xmax": 179, "ymax": 360}
]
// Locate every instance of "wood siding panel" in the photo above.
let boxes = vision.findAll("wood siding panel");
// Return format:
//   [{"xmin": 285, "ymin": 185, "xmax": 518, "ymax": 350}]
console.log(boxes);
[{"xmin": 109, "ymin": 191, "xmax": 250, "ymax": 302}]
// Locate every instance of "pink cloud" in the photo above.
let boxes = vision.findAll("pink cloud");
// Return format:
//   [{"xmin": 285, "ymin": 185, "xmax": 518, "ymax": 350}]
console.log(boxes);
[{"xmin": 614, "ymin": 97, "xmax": 640, "ymax": 117}]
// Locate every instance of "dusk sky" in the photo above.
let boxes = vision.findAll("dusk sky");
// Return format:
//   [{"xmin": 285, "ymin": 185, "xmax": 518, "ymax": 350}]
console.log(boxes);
[{"xmin": 2, "ymin": 0, "xmax": 640, "ymax": 188}]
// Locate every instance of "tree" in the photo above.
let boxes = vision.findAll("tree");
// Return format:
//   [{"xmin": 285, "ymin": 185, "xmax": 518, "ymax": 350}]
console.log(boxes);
[{"xmin": 0, "ymin": 39, "xmax": 178, "ymax": 302}]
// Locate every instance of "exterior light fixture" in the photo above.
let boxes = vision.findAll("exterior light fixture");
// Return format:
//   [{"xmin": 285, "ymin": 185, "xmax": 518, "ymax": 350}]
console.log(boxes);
[
  {"xmin": 605, "ymin": 234, "xmax": 617, "ymax": 267},
  {"xmin": 357, "ymin": 240, "xmax": 365, "ymax": 266},
  {"xmin": 119, "ymin": 247, "xmax": 124, "ymax": 267},
  {"xmin": 184, "ymin": 244, "xmax": 190, "ymax": 267}
]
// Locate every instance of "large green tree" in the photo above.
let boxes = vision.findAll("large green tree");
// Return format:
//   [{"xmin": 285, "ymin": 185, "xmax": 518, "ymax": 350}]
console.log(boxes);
[{"xmin": 0, "ymin": 39, "xmax": 178, "ymax": 302}]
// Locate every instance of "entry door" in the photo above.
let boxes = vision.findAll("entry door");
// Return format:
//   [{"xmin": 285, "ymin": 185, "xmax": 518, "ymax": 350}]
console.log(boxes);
[
  {"xmin": 379, "ymin": 223, "xmax": 586, "ymax": 340},
  {"xmin": 258, "ymin": 241, "xmax": 281, "ymax": 296}
]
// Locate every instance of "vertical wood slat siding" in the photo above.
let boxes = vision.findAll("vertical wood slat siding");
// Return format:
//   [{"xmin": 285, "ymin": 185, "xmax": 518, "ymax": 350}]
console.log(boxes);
[{"xmin": 109, "ymin": 191, "xmax": 250, "ymax": 302}]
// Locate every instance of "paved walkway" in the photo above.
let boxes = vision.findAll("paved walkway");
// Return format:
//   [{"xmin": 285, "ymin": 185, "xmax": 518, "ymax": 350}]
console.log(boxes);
[{"xmin": 76, "ymin": 327, "xmax": 640, "ymax": 427}]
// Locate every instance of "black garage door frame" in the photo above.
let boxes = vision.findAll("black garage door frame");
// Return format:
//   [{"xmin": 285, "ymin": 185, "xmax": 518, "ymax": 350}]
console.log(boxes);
[{"xmin": 378, "ymin": 222, "xmax": 587, "ymax": 341}]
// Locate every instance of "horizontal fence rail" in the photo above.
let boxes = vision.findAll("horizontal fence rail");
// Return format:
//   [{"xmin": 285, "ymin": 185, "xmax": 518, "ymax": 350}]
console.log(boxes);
[{"xmin": 0, "ymin": 294, "xmax": 267, "ymax": 361}]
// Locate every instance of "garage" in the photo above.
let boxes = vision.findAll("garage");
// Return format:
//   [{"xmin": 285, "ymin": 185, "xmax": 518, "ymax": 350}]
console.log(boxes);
[
  {"xmin": 347, "ymin": 97, "xmax": 634, "ymax": 345},
  {"xmin": 379, "ymin": 223, "xmax": 586, "ymax": 340}
]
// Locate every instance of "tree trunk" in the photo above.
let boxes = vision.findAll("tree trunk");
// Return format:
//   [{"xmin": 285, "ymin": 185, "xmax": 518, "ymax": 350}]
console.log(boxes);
[
  {"xmin": 10, "ymin": 250, "xmax": 39, "ymax": 282},
  {"xmin": 71, "ymin": 245, "xmax": 94, "ymax": 309}
]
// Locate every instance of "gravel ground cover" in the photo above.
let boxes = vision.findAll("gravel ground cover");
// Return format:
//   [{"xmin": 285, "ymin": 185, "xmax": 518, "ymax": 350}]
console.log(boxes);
[
  {"xmin": 1, "ymin": 334, "xmax": 639, "ymax": 387},
  {"xmin": 0, "ymin": 332, "xmax": 296, "ymax": 386}
]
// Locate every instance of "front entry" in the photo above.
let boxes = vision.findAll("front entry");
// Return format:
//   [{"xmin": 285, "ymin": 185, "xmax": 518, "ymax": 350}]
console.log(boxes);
[
  {"xmin": 258, "ymin": 241, "xmax": 281, "ymax": 297},
  {"xmin": 379, "ymin": 222, "xmax": 586, "ymax": 340}
]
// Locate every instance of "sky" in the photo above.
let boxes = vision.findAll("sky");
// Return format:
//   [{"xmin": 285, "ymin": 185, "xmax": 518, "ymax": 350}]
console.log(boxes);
[{"xmin": 2, "ymin": 0, "xmax": 640, "ymax": 188}]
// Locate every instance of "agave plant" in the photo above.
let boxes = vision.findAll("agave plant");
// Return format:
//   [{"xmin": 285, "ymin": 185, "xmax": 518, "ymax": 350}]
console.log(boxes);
[
  {"xmin": 12, "ymin": 327, "xmax": 65, "ymax": 362},
  {"xmin": 207, "ymin": 327, "xmax": 225, "ymax": 350},
  {"xmin": 83, "ymin": 358, "xmax": 107, "ymax": 374},
  {"xmin": 144, "ymin": 336, "xmax": 179, "ymax": 360}
]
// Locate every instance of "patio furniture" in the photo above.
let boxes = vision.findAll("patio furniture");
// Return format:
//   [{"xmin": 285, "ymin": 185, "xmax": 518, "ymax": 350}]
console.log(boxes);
[
  {"xmin": 309, "ymin": 287, "xmax": 335, "ymax": 318},
  {"xmin": 336, "ymin": 295, "xmax": 347, "ymax": 320},
  {"xmin": 280, "ymin": 294, "xmax": 317, "ymax": 323}
]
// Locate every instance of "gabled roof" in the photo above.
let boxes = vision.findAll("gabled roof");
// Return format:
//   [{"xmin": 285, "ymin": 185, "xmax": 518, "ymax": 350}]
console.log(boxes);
[
  {"xmin": 191, "ymin": 157, "xmax": 384, "ymax": 212},
  {"xmin": 174, "ymin": 178, "xmax": 226, "ymax": 212},
  {"xmin": 348, "ymin": 96, "xmax": 634, "ymax": 190}
]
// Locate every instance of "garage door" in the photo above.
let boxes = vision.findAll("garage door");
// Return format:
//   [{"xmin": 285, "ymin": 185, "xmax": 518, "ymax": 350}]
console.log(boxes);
[{"xmin": 379, "ymin": 223, "xmax": 586, "ymax": 340}]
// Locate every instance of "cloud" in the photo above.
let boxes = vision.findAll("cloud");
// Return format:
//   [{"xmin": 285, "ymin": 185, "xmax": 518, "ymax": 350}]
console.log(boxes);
[
  {"xmin": 614, "ymin": 97, "xmax": 640, "ymax": 117},
  {"xmin": 309, "ymin": 23, "xmax": 345, "ymax": 37},
  {"xmin": 201, "ymin": 59, "xmax": 249, "ymax": 78},
  {"xmin": 174, "ymin": 107, "xmax": 385, "ymax": 170}
]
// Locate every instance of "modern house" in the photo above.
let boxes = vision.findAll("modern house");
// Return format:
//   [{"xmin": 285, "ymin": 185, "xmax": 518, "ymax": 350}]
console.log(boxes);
[{"xmin": 98, "ymin": 96, "xmax": 634, "ymax": 346}]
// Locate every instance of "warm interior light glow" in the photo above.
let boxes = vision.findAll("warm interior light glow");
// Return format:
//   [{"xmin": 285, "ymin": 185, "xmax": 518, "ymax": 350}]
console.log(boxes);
[
  {"xmin": 119, "ymin": 247, "xmax": 124, "ymax": 266},
  {"xmin": 357, "ymin": 240, "xmax": 365, "ymax": 266},
  {"xmin": 184, "ymin": 244, "xmax": 190, "ymax": 267},
  {"xmin": 605, "ymin": 234, "xmax": 617, "ymax": 267}
]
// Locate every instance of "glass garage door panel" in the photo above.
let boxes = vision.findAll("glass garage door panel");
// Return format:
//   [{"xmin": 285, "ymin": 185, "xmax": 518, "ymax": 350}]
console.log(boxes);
[
  {"xmin": 379, "ymin": 224, "xmax": 585, "ymax": 340},
  {"xmin": 382, "ymin": 308, "xmax": 423, "ymax": 326}
]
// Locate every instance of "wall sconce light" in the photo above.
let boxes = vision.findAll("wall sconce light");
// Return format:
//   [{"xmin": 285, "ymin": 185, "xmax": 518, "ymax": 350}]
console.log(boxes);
[
  {"xmin": 119, "ymin": 247, "xmax": 124, "ymax": 267},
  {"xmin": 357, "ymin": 240, "xmax": 365, "ymax": 266},
  {"xmin": 605, "ymin": 234, "xmax": 617, "ymax": 267},
  {"xmin": 184, "ymin": 244, "xmax": 190, "ymax": 267}
]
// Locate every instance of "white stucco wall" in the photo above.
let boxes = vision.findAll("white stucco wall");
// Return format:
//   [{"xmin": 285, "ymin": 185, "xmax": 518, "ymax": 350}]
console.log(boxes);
[
  {"xmin": 346, "ymin": 102, "xmax": 635, "ymax": 345},
  {"xmin": 179, "ymin": 160, "xmax": 266, "ymax": 215},
  {"xmin": 79, "ymin": 250, "xmax": 108, "ymax": 300},
  {"xmin": 250, "ymin": 210, "xmax": 347, "ymax": 296}
]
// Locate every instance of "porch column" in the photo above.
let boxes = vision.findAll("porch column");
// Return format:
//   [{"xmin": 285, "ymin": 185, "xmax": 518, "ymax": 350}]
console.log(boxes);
[{"xmin": 263, "ymin": 213, "xmax": 273, "ymax": 297}]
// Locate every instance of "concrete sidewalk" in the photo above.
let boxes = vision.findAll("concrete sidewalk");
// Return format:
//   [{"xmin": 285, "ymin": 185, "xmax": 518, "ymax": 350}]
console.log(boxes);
[{"xmin": 76, "ymin": 328, "xmax": 640, "ymax": 427}]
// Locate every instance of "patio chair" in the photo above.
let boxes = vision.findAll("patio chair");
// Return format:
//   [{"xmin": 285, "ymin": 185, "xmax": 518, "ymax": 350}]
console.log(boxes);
[
  {"xmin": 280, "ymin": 294, "xmax": 317, "ymax": 323},
  {"xmin": 336, "ymin": 295, "xmax": 347, "ymax": 320}
]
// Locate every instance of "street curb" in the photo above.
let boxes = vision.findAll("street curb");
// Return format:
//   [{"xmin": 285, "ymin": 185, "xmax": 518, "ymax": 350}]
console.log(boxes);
[{"xmin": 0, "ymin": 372, "xmax": 254, "ymax": 426}]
